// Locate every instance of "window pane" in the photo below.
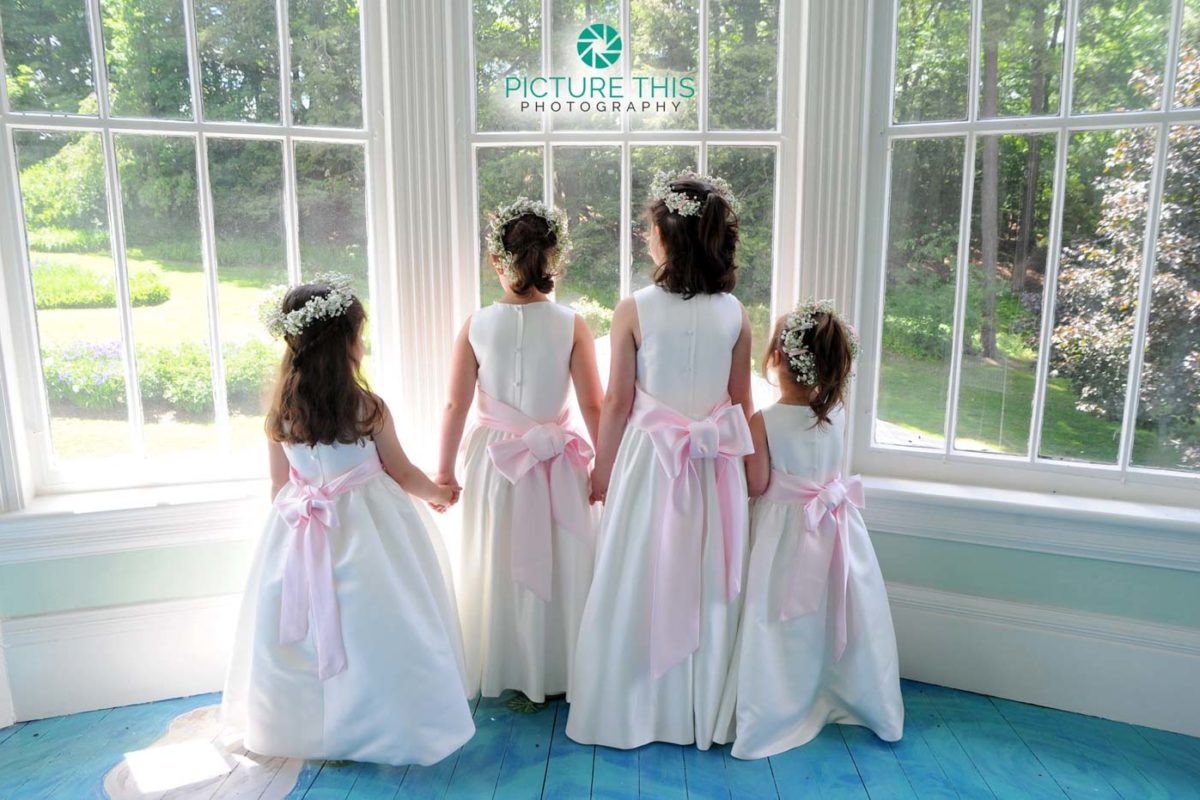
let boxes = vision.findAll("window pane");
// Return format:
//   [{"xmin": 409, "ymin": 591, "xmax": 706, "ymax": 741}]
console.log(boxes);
[
  {"xmin": 295, "ymin": 142, "xmax": 367, "ymax": 290},
  {"xmin": 195, "ymin": 0, "xmax": 282, "ymax": 122},
  {"xmin": 954, "ymin": 133, "xmax": 1056, "ymax": 456},
  {"xmin": 708, "ymin": 145, "xmax": 775, "ymax": 354},
  {"xmin": 1132, "ymin": 125, "xmax": 1199, "ymax": 473},
  {"xmin": 1178, "ymin": 0, "xmax": 1199, "ymax": 108},
  {"xmin": 289, "ymin": 0, "xmax": 362, "ymax": 126},
  {"xmin": 207, "ymin": 138, "xmax": 286, "ymax": 447},
  {"xmin": 102, "ymin": 0, "xmax": 192, "ymax": 118},
  {"xmin": 1072, "ymin": 0, "xmax": 1171, "ymax": 114},
  {"xmin": 115, "ymin": 134, "xmax": 221, "ymax": 457},
  {"xmin": 553, "ymin": 146, "xmax": 620, "ymax": 336},
  {"xmin": 876, "ymin": 136, "xmax": 966, "ymax": 449},
  {"xmin": 1, "ymin": 0, "xmax": 96, "ymax": 113},
  {"xmin": 13, "ymin": 131, "xmax": 133, "ymax": 462},
  {"xmin": 476, "ymin": 146, "xmax": 544, "ymax": 306},
  {"xmin": 893, "ymin": 0, "xmax": 971, "ymax": 123},
  {"xmin": 630, "ymin": 0, "xmax": 698, "ymax": 130},
  {"xmin": 551, "ymin": 0, "xmax": 621, "ymax": 130},
  {"xmin": 708, "ymin": 0, "xmax": 778, "ymax": 130},
  {"xmin": 978, "ymin": 0, "xmax": 1064, "ymax": 118},
  {"xmin": 630, "ymin": 145, "xmax": 698, "ymax": 290},
  {"xmin": 473, "ymin": 0, "xmax": 542, "ymax": 132},
  {"xmin": 1042, "ymin": 128, "xmax": 1154, "ymax": 463}
]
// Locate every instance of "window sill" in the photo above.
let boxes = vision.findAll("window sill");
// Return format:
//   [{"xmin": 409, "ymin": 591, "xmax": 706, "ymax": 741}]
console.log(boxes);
[
  {"xmin": 0, "ymin": 479, "xmax": 269, "ymax": 565},
  {"xmin": 861, "ymin": 475, "xmax": 1200, "ymax": 573}
]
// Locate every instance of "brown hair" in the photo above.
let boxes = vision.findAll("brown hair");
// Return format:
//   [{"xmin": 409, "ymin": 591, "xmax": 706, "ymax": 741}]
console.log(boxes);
[
  {"xmin": 265, "ymin": 282, "xmax": 384, "ymax": 445},
  {"xmin": 647, "ymin": 177, "xmax": 738, "ymax": 298},
  {"xmin": 501, "ymin": 213, "xmax": 559, "ymax": 295},
  {"xmin": 763, "ymin": 311, "xmax": 855, "ymax": 427}
]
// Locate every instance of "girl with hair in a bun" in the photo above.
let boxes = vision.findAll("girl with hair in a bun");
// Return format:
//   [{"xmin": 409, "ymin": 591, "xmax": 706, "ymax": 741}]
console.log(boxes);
[
  {"xmin": 567, "ymin": 170, "xmax": 755, "ymax": 749},
  {"xmin": 436, "ymin": 198, "xmax": 604, "ymax": 703}
]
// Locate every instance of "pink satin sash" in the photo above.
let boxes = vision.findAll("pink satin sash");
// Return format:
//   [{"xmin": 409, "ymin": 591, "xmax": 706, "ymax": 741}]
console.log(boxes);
[
  {"xmin": 761, "ymin": 471, "xmax": 865, "ymax": 661},
  {"xmin": 630, "ymin": 389, "xmax": 754, "ymax": 679},
  {"xmin": 274, "ymin": 455, "xmax": 383, "ymax": 681},
  {"xmin": 477, "ymin": 391, "xmax": 594, "ymax": 602}
]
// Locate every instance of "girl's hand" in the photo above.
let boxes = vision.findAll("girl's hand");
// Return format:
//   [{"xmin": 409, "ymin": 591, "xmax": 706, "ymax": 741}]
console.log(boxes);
[
  {"xmin": 589, "ymin": 468, "xmax": 609, "ymax": 505},
  {"xmin": 428, "ymin": 483, "xmax": 457, "ymax": 513}
]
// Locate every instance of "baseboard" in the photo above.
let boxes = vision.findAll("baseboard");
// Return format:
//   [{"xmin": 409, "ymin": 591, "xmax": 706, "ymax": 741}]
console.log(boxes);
[
  {"xmin": 887, "ymin": 582, "xmax": 1200, "ymax": 738},
  {"xmin": 0, "ymin": 594, "xmax": 240, "ymax": 722},
  {"xmin": 0, "ymin": 622, "xmax": 14, "ymax": 728}
]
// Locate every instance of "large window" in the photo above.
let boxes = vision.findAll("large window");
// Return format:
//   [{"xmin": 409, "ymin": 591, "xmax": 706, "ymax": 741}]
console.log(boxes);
[
  {"xmin": 469, "ymin": 0, "xmax": 785, "ymax": 350},
  {"xmin": 862, "ymin": 0, "xmax": 1200, "ymax": 490},
  {"xmin": 0, "ymin": 0, "xmax": 375, "ymax": 490}
]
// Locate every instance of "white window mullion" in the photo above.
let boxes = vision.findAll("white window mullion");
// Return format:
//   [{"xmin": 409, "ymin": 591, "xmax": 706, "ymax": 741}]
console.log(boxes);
[
  {"xmin": 621, "ymin": 0, "xmax": 631, "ymax": 135},
  {"xmin": 281, "ymin": 137, "xmax": 302, "ymax": 284},
  {"xmin": 698, "ymin": 0, "xmax": 709, "ymax": 145},
  {"xmin": 276, "ymin": 0, "xmax": 294, "ymax": 127},
  {"xmin": 1164, "ymin": 0, "xmax": 1185, "ymax": 111}
]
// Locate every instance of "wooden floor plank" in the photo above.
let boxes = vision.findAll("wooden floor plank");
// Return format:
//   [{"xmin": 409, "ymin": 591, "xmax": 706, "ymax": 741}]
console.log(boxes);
[
  {"xmin": 638, "ymin": 742, "xmax": 687, "ymax": 800},
  {"xmin": 921, "ymin": 683, "xmax": 1072, "ymax": 800},
  {"xmin": 766, "ymin": 726, "xmax": 868, "ymax": 800},
  {"xmin": 721, "ymin": 744, "xmax": 775, "ymax": 800},
  {"xmin": 304, "ymin": 761, "xmax": 366, "ymax": 800},
  {"xmin": 539, "ymin": 701, "xmax": 593, "ymax": 799},
  {"xmin": 898, "ymin": 687, "xmax": 994, "ymax": 799},
  {"xmin": 840, "ymin": 725, "xmax": 917, "ymax": 800},
  {"xmin": 445, "ymin": 695, "xmax": 515, "ymax": 800},
  {"xmin": 282, "ymin": 761, "xmax": 326, "ymax": 800},
  {"xmin": 992, "ymin": 698, "xmax": 1160, "ymax": 800},
  {"xmin": 1133, "ymin": 725, "xmax": 1200, "ymax": 776},
  {"xmin": 591, "ymin": 745, "xmax": 638, "ymax": 800},
  {"xmin": 393, "ymin": 696, "xmax": 488, "ymax": 800},
  {"xmin": 681, "ymin": 745, "xmax": 730, "ymax": 800},
  {"xmin": 1, "ymin": 712, "xmax": 113, "ymax": 798},
  {"xmin": 492, "ymin": 700, "xmax": 556, "ymax": 800},
  {"xmin": 345, "ymin": 763, "xmax": 407, "ymax": 800},
  {"xmin": 0, "ymin": 721, "xmax": 27, "ymax": 749}
]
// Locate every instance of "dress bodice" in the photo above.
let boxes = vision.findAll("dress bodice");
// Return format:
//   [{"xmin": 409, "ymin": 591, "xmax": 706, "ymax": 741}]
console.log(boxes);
[
  {"xmin": 760, "ymin": 402, "xmax": 846, "ymax": 483},
  {"xmin": 470, "ymin": 300, "xmax": 576, "ymax": 422},
  {"xmin": 283, "ymin": 438, "xmax": 380, "ymax": 484},
  {"xmin": 633, "ymin": 285, "xmax": 743, "ymax": 418}
]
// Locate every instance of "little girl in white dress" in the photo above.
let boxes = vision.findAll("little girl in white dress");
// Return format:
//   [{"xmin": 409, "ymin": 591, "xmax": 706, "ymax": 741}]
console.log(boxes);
[
  {"xmin": 222, "ymin": 274, "xmax": 475, "ymax": 766},
  {"xmin": 436, "ymin": 199, "xmax": 603, "ymax": 702},
  {"xmin": 567, "ymin": 170, "xmax": 754, "ymax": 750},
  {"xmin": 717, "ymin": 301, "xmax": 904, "ymax": 758}
]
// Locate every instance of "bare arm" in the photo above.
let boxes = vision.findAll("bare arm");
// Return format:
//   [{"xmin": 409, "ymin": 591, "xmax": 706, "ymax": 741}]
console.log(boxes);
[
  {"xmin": 268, "ymin": 438, "xmax": 289, "ymax": 500},
  {"xmin": 435, "ymin": 317, "xmax": 478, "ymax": 488},
  {"xmin": 745, "ymin": 411, "xmax": 771, "ymax": 497},
  {"xmin": 728, "ymin": 302, "xmax": 754, "ymax": 424},
  {"xmin": 569, "ymin": 313, "xmax": 604, "ymax": 446},
  {"xmin": 590, "ymin": 297, "xmax": 640, "ymax": 503},
  {"xmin": 375, "ymin": 402, "xmax": 456, "ymax": 509}
]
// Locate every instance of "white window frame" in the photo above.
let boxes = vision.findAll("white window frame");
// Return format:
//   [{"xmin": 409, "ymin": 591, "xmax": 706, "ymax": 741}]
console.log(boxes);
[
  {"xmin": 463, "ymin": 0, "xmax": 802, "ymax": 321},
  {"xmin": 0, "ymin": 0, "xmax": 395, "ymax": 499},
  {"xmin": 854, "ymin": 0, "xmax": 1200, "ymax": 505}
]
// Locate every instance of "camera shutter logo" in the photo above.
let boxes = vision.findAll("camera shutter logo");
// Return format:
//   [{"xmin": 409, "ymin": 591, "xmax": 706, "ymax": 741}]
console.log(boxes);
[{"xmin": 577, "ymin": 23, "xmax": 622, "ymax": 69}]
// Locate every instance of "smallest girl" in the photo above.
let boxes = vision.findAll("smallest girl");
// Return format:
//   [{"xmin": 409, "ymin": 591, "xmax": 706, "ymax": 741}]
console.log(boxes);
[
  {"xmin": 222, "ymin": 273, "xmax": 474, "ymax": 766},
  {"xmin": 719, "ymin": 300, "xmax": 903, "ymax": 759}
]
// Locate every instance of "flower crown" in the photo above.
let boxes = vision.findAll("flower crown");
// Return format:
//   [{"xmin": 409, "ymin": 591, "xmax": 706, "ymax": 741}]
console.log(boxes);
[
  {"xmin": 485, "ymin": 197, "xmax": 571, "ymax": 282},
  {"xmin": 259, "ymin": 272, "xmax": 357, "ymax": 339},
  {"xmin": 778, "ymin": 299, "xmax": 860, "ymax": 385},
  {"xmin": 648, "ymin": 168, "xmax": 741, "ymax": 217}
]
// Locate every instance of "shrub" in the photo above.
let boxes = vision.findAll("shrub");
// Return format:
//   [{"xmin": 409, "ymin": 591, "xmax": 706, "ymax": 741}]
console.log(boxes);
[
  {"xmin": 225, "ymin": 340, "xmax": 280, "ymax": 410},
  {"xmin": 571, "ymin": 296, "xmax": 613, "ymax": 337},
  {"xmin": 42, "ymin": 341, "xmax": 126, "ymax": 411},
  {"xmin": 32, "ymin": 261, "xmax": 170, "ymax": 309},
  {"xmin": 139, "ymin": 343, "xmax": 214, "ymax": 414}
]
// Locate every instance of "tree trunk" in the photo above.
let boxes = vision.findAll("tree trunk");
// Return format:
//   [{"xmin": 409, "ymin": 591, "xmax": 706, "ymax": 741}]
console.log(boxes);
[
  {"xmin": 981, "ymin": 37, "xmax": 1000, "ymax": 359},
  {"xmin": 1012, "ymin": 1, "xmax": 1052, "ymax": 295}
]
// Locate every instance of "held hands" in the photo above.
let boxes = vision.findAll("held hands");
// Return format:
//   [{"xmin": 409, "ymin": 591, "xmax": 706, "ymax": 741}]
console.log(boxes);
[
  {"xmin": 428, "ymin": 472, "xmax": 462, "ymax": 514},
  {"xmin": 589, "ymin": 467, "xmax": 609, "ymax": 505}
]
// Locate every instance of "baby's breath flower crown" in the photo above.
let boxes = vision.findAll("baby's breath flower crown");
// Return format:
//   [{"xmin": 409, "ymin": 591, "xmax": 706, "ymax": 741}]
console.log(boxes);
[
  {"xmin": 648, "ymin": 168, "xmax": 742, "ymax": 217},
  {"xmin": 485, "ymin": 198, "xmax": 571, "ymax": 282},
  {"xmin": 778, "ymin": 298, "xmax": 860, "ymax": 385},
  {"xmin": 258, "ymin": 272, "xmax": 356, "ymax": 339}
]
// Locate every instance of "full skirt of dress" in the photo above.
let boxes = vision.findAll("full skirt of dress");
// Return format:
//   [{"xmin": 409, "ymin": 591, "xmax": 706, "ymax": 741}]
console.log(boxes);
[
  {"xmin": 715, "ymin": 498, "xmax": 904, "ymax": 759},
  {"xmin": 566, "ymin": 426, "xmax": 748, "ymax": 750},
  {"xmin": 454, "ymin": 425, "xmax": 597, "ymax": 702},
  {"xmin": 221, "ymin": 476, "xmax": 476, "ymax": 766}
]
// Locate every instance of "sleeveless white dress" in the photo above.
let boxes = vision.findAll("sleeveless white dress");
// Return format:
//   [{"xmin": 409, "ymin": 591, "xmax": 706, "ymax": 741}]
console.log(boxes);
[
  {"xmin": 716, "ymin": 403, "xmax": 904, "ymax": 758},
  {"xmin": 567, "ymin": 285, "xmax": 749, "ymax": 750},
  {"xmin": 221, "ymin": 438, "xmax": 475, "ymax": 766},
  {"xmin": 456, "ymin": 300, "xmax": 596, "ymax": 701}
]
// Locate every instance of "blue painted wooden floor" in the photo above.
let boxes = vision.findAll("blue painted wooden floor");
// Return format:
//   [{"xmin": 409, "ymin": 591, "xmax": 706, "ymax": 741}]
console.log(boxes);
[{"xmin": 1, "ymin": 680, "xmax": 1198, "ymax": 799}]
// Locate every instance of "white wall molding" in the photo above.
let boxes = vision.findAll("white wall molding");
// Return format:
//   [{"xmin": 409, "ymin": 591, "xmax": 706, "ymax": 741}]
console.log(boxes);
[
  {"xmin": 1, "ymin": 594, "xmax": 239, "ymax": 722},
  {"xmin": 0, "ymin": 621, "xmax": 13, "ymax": 728},
  {"xmin": 864, "ymin": 477, "xmax": 1200, "ymax": 573},
  {"xmin": 888, "ymin": 582, "xmax": 1200, "ymax": 737},
  {"xmin": 0, "ymin": 483, "xmax": 265, "ymax": 565}
]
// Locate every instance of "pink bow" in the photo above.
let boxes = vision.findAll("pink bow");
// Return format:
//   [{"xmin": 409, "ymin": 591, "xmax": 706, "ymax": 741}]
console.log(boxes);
[
  {"xmin": 274, "ymin": 456, "xmax": 383, "ymax": 680},
  {"xmin": 630, "ymin": 389, "xmax": 754, "ymax": 679},
  {"xmin": 478, "ymin": 391, "xmax": 594, "ymax": 602},
  {"xmin": 762, "ymin": 471, "xmax": 865, "ymax": 661}
]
